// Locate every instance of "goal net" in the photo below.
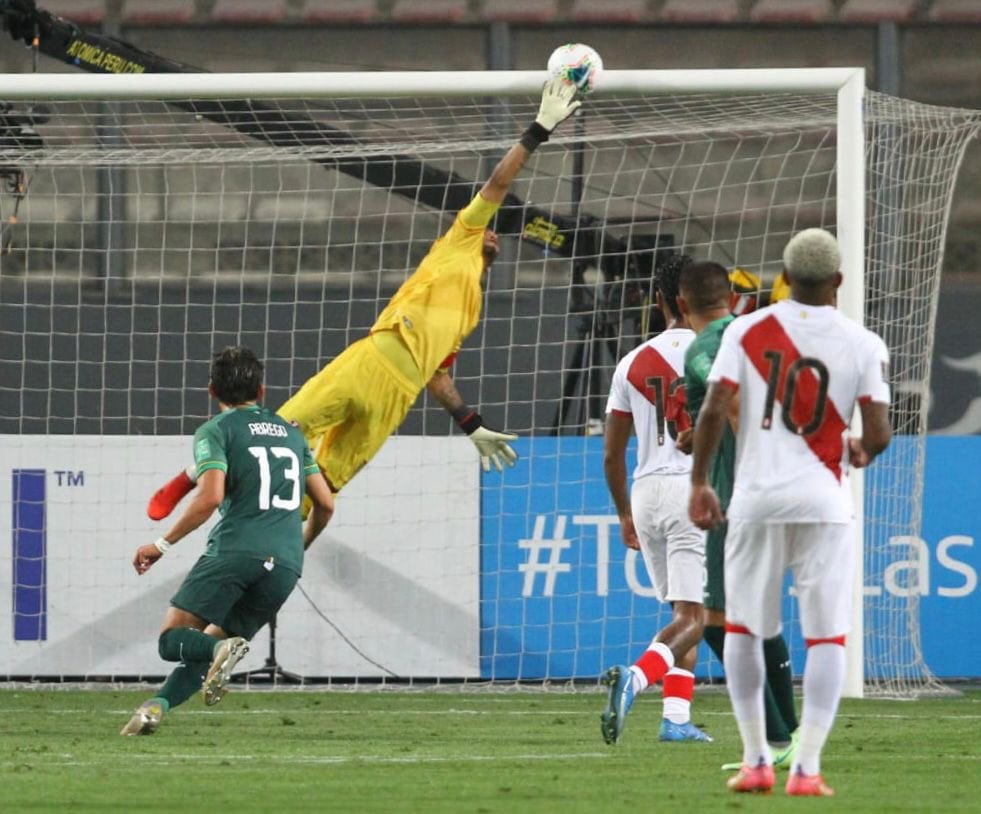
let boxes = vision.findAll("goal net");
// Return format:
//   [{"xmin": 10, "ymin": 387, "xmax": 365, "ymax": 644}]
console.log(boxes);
[{"xmin": 1, "ymin": 70, "xmax": 976, "ymax": 697}]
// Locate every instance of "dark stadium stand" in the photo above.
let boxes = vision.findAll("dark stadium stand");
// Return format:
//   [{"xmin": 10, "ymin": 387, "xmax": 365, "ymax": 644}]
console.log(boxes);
[
  {"xmin": 749, "ymin": 0, "xmax": 834, "ymax": 23},
  {"xmin": 27, "ymin": 1, "xmax": 981, "ymax": 26},
  {"xmin": 929, "ymin": 0, "xmax": 981, "ymax": 23},
  {"xmin": 479, "ymin": 0, "xmax": 560, "ymax": 24},
  {"xmin": 390, "ymin": 0, "xmax": 469, "ymax": 24},
  {"xmin": 121, "ymin": 0, "xmax": 196, "ymax": 26},
  {"xmin": 209, "ymin": 0, "xmax": 290, "ymax": 24},
  {"xmin": 44, "ymin": 0, "xmax": 104, "ymax": 25},
  {"xmin": 569, "ymin": 0, "xmax": 648, "ymax": 24},
  {"xmin": 659, "ymin": 0, "xmax": 740, "ymax": 24},
  {"xmin": 301, "ymin": 0, "xmax": 379, "ymax": 24},
  {"xmin": 839, "ymin": 0, "xmax": 918, "ymax": 23}
]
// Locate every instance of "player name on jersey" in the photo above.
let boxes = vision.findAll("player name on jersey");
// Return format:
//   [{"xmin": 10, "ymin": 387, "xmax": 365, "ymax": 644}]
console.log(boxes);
[{"xmin": 247, "ymin": 421, "xmax": 289, "ymax": 438}]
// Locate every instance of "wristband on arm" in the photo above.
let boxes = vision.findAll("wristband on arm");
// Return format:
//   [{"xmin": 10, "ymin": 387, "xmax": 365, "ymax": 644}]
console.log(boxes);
[
  {"xmin": 153, "ymin": 537, "xmax": 172, "ymax": 554},
  {"xmin": 451, "ymin": 404, "xmax": 483, "ymax": 435},
  {"xmin": 519, "ymin": 122, "xmax": 551, "ymax": 153}
]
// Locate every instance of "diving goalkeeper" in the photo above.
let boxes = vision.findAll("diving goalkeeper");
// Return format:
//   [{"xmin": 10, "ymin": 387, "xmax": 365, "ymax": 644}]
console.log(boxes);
[{"xmin": 148, "ymin": 77, "xmax": 583, "ymax": 518}]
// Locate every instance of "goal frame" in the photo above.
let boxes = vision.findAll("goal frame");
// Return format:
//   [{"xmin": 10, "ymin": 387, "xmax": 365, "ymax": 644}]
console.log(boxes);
[{"xmin": 0, "ymin": 67, "xmax": 869, "ymax": 695}]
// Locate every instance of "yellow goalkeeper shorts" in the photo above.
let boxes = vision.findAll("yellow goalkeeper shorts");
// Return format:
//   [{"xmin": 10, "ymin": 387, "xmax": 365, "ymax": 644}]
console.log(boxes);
[{"xmin": 277, "ymin": 336, "xmax": 420, "ymax": 493}]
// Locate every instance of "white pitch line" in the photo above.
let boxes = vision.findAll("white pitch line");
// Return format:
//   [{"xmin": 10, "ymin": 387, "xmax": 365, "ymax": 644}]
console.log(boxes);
[
  {"xmin": 4, "ymin": 752, "xmax": 980, "ymax": 770},
  {"xmin": 0, "ymin": 751, "xmax": 614, "ymax": 769},
  {"xmin": 9, "ymin": 707, "xmax": 611, "ymax": 717},
  {"xmin": 7, "ymin": 708, "xmax": 981, "ymax": 721}
]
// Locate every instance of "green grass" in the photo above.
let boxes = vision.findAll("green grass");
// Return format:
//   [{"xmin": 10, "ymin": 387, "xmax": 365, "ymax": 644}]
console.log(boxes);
[{"xmin": 1, "ymin": 687, "xmax": 979, "ymax": 813}]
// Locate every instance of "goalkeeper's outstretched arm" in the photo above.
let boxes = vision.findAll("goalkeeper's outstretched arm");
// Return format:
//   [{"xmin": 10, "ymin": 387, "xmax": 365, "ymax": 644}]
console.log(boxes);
[
  {"xmin": 476, "ymin": 76, "xmax": 582, "ymax": 206},
  {"xmin": 427, "ymin": 369, "xmax": 518, "ymax": 473}
]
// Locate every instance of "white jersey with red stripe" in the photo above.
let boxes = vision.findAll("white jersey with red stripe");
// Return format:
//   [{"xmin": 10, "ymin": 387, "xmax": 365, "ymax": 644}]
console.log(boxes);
[
  {"xmin": 606, "ymin": 328, "xmax": 695, "ymax": 479},
  {"xmin": 708, "ymin": 300, "xmax": 890, "ymax": 523}
]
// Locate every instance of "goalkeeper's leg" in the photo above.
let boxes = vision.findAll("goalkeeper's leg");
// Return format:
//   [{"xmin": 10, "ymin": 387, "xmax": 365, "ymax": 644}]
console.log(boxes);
[
  {"xmin": 288, "ymin": 338, "xmax": 418, "ymax": 495},
  {"xmin": 147, "ymin": 465, "xmax": 197, "ymax": 521},
  {"xmin": 148, "ymin": 343, "xmax": 356, "ymax": 520}
]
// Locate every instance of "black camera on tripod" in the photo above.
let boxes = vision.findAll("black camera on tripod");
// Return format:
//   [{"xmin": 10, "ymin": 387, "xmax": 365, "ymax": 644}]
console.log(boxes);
[{"xmin": 553, "ymin": 230, "xmax": 679, "ymax": 434}]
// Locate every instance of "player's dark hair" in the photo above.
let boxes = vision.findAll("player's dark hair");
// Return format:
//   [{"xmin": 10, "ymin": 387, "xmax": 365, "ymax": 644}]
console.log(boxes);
[
  {"xmin": 679, "ymin": 261, "xmax": 731, "ymax": 313},
  {"xmin": 210, "ymin": 346, "xmax": 264, "ymax": 405},
  {"xmin": 654, "ymin": 252, "xmax": 692, "ymax": 320}
]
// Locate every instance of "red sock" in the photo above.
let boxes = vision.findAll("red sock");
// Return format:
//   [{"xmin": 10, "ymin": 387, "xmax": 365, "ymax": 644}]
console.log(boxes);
[
  {"xmin": 663, "ymin": 668, "xmax": 695, "ymax": 703},
  {"xmin": 634, "ymin": 641, "xmax": 674, "ymax": 686},
  {"xmin": 147, "ymin": 471, "xmax": 195, "ymax": 521},
  {"xmin": 663, "ymin": 668, "xmax": 695, "ymax": 724}
]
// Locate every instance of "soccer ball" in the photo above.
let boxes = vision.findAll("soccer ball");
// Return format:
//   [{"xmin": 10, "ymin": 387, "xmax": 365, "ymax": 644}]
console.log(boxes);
[{"xmin": 547, "ymin": 43, "xmax": 603, "ymax": 94}]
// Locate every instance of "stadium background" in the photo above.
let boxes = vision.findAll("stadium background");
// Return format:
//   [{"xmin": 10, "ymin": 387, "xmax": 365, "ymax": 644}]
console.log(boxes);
[
  {"xmin": 0, "ymin": 2, "xmax": 978, "ymax": 680},
  {"xmin": 0, "ymin": 0, "xmax": 979, "ymax": 436}
]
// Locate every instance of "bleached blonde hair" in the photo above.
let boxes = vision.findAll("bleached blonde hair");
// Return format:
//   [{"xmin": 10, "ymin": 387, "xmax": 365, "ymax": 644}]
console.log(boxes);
[{"xmin": 782, "ymin": 228, "xmax": 841, "ymax": 284}]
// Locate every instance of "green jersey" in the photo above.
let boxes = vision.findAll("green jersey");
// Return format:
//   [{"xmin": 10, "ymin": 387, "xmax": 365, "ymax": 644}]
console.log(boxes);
[
  {"xmin": 685, "ymin": 314, "xmax": 736, "ymax": 511},
  {"xmin": 193, "ymin": 404, "xmax": 319, "ymax": 575}
]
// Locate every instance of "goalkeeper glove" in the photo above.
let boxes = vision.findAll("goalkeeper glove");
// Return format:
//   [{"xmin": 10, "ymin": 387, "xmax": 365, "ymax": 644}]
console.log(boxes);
[
  {"xmin": 520, "ymin": 76, "xmax": 583, "ymax": 153},
  {"xmin": 454, "ymin": 408, "xmax": 519, "ymax": 473}
]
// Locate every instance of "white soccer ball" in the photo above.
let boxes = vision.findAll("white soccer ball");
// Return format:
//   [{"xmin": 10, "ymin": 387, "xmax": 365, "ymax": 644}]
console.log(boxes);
[{"xmin": 547, "ymin": 43, "xmax": 603, "ymax": 94}]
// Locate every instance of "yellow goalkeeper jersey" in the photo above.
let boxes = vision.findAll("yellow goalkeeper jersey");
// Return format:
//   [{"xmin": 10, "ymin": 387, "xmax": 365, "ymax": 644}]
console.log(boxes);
[{"xmin": 370, "ymin": 193, "xmax": 500, "ymax": 383}]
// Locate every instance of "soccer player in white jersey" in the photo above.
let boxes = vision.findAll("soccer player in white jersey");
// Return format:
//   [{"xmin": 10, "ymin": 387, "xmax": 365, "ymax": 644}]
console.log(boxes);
[
  {"xmin": 689, "ymin": 228, "xmax": 892, "ymax": 796},
  {"xmin": 599, "ymin": 254, "xmax": 712, "ymax": 745}
]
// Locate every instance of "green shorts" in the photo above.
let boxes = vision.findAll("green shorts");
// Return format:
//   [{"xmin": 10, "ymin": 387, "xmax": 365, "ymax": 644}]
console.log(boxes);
[
  {"xmin": 171, "ymin": 554, "xmax": 299, "ymax": 640},
  {"xmin": 703, "ymin": 520, "xmax": 727, "ymax": 612}
]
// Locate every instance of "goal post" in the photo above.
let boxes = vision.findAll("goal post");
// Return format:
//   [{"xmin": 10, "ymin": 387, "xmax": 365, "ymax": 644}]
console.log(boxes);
[
  {"xmin": 836, "ymin": 69, "xmax": 867, "ymax": 699},
  {"xmin": 0, "ymin": 68, "xmax": 974, "ymax": 696},
  {"xmin": 0, "ymin": 67, "xmax": 866, "ymax": 100}
]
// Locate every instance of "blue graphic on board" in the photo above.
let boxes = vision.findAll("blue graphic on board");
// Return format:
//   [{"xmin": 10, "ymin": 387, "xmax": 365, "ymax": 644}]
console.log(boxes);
[
  {"xmin": 480, "ymin": 436, "xmax": 705, "ymax": 680},
  {"xmin": 12, "ymin": 468, "xmax": 47, "ymax": 641},
  {"xmin": 915, "ymin": 437, "xmax": 980, "ymax": 678},
  {"xmin": 480, "ymin": 436, "xmax": 980, "ymax": 680}
]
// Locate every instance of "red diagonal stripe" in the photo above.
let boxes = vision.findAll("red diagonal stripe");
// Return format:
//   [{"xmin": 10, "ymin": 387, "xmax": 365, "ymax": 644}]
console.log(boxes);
[
  {"xmin": 741, "ymin": 315, "xmax": 846, "ymax": 481},
  {"xmin": 626, "ymin": 346, "xmax": 677, "ymax": 405},
  {"xmin": 626, "ymin": 346, "xmax": 690, "ymax": 443}
]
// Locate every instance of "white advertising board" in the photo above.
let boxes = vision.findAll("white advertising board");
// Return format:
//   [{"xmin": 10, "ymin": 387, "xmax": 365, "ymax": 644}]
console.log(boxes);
[{"xmin": 1, "ymin": 434, "xmax": 480, "ymax": 678}]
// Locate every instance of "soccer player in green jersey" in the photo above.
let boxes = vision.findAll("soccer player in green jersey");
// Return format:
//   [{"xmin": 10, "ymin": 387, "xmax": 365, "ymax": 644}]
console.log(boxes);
[
  {"xmin": 677, "ymin": 261, "xmax": 800, "ymax": 768},
  {"xmin": 121, "ymin": 346, "xmax": 334, "ymax": 736}
]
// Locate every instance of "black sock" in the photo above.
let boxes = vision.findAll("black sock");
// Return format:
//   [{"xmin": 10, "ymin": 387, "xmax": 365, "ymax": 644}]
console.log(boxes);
[
  {"xmin": 763, "ymin": 683, "xmax": 791, "ymax": 743},
  {"xmin": 703, "ymin": 624, "xmax": 725, "ymax": 665},
  {"xmin": 764, "ymin": 634, "xmax": 799, "ymax": 735}
]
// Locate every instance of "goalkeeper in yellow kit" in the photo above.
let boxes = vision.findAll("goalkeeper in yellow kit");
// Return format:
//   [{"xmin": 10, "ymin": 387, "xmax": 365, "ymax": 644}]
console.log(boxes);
[{"xmin": 148, "ymin": 77, "xmax": 583, "ymax": 516}]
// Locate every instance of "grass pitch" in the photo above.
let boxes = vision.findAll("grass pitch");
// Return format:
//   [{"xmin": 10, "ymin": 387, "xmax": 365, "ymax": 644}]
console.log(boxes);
[{"xmin": 1, "ymin": 686, "xmax": 978, "ymax": 812}]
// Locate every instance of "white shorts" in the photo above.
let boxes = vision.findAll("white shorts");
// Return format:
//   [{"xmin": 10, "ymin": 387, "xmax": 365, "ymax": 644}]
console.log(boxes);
[
  {"xmin": 724, "ymin": 519, "xmax": 856, "ymax": 640},
  {"xmin": 631, "ymin": 474, "xmax": 705, "ymax": 604}
]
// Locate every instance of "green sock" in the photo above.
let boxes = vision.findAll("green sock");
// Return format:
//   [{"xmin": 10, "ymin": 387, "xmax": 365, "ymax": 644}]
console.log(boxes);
[
  {"xmin": 704, "ymin": 623, "xmax": 792, "ymax": 742},
  {"xmin": 703, "ymin": 624, "xmax": 725, "ymax": 665},
  {"xmin": 764, "ymin": 634, "xmax": 799, "ymax": 735},
  {"xmin": 763, "ymin": 682, "xmax": 791, "ymax": 743},
  {"xmin": 158, "ymin": 627, "xmax": 219, "ymax": 663},
  {"xmin": 155, "ymin": 661, "xmax": 208, "ymax": 711}
]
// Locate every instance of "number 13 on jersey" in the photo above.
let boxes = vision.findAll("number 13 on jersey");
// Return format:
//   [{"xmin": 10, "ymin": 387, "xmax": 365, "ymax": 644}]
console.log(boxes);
[{"xmin": 248, "ymin": 446, "xmax": 301, "ymax": 511}]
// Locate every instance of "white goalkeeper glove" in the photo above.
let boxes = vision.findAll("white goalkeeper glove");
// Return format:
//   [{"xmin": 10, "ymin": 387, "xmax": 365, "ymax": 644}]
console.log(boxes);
[
  {"xmin": 468, "ymin": 424, "xmax": 519, "ymax": 473},
  {"xmin": 453, "ymin": 407, "xmax": 519, "ymax": 473},
  {"xmin": 535, "ymin": 75, "xmax": 582, "ymax": 132},
  {"xmin": 520, "ymin": 76, "xmax": 583, "ymax": 153}
]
